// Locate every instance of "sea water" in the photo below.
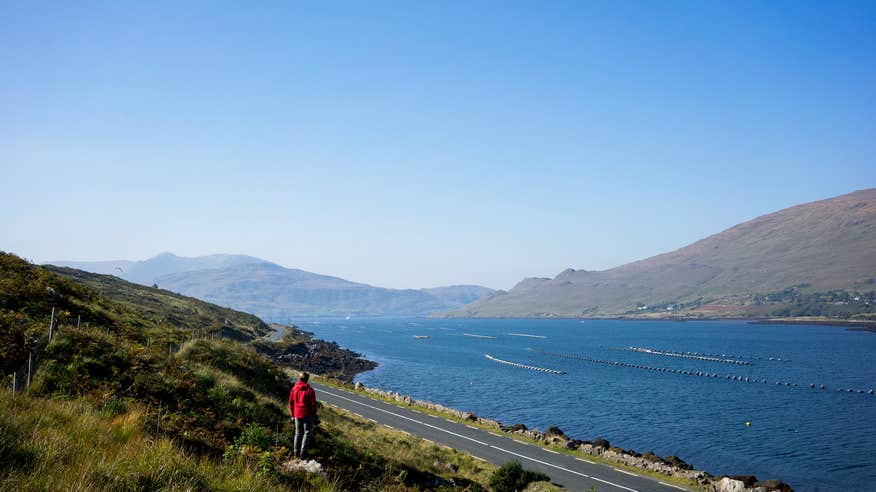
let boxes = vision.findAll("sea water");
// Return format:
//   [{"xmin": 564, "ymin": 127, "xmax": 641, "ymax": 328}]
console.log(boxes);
[{"xmin": 299, "ymin": 318, "xmax": 876, "ymax": 491}]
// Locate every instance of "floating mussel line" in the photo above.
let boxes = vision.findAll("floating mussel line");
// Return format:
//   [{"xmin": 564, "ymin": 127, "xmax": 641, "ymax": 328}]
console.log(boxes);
[
  {"xmin": 614, "ymin": 346, "xmax": 789, "ymax": 362},
  {"xmin": 612, "ymin": 346, "xmax": 751, "ymax": 365},
  {"xmin": 484, "ymin": 354, "xmax": 566, "ymax": 374},
  {"xmin": 531, "ymin": 350, "xmax": 874, "ymax": 397}
]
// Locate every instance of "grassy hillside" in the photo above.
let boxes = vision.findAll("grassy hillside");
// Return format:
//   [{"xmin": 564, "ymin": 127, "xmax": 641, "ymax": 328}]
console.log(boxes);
[
  {"xmin": 48, "ymin": 252, "xmax": 268, "ymax": 285},
  {"xmin": 0, "ymin": 253, "xmax": 494, "ymax": 490},
  {"xmin": 450, "ymin": 189, "xmax": 876, "ymax": 319},
  {"xmin": 42, "ymin": 263, "xmax": 271, "ymax": 341}
]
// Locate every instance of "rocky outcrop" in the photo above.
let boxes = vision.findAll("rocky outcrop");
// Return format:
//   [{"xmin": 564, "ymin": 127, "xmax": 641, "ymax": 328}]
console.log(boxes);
[
  {"xmin": 711, "ymin": 476, "xmax": 793, "ymax": 492},
  {"xmin": 263, "ymin": 339, "xmax": 377, "ymax": 382},
  {"xmin": 346, "ymin": 382, "xmax": 793, "ymax": 490}
]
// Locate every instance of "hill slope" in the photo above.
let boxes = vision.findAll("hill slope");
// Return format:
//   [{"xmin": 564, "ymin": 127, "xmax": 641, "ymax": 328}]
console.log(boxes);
[
  {"xmin": 1, "ymin": 253, "xmax": 492, "ymax": 490},
  {"xmin": 449, "ymin": 189, "xmax": 876, "ymax": 318},
  {"xmin": 48, "ymin": 252, "xmax": 267, "ymax": 285}
]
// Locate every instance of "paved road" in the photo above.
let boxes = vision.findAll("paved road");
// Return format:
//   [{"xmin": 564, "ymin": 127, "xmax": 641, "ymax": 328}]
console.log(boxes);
[{"xmin": 311, "ymin": 382, "xmax": 690, "ymax": 492}]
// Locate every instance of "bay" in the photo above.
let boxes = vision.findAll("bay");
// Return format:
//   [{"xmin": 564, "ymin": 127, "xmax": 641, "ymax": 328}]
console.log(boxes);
[{"xmin": 300, "ymin": 318, "xmax": 876, "ymax": 491}]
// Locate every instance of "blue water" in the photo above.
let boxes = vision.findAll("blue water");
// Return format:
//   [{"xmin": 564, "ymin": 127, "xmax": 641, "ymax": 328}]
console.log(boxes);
[{"xmin": 299, "ymin": 318, "xmax": 876, "ymax": 491}]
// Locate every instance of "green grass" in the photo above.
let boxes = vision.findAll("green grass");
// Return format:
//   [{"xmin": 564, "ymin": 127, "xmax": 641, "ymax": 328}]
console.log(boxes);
[
  {"xmin": 317, "ymin": 401, "xmax": 492, "ymax": 490},
  {"xmin": 0, "ymin": 395, "xmax": 302, "ymax": 492},
  {"xmin": 1, "ymin": 254, "xmax": 500, "ymax": 491}
]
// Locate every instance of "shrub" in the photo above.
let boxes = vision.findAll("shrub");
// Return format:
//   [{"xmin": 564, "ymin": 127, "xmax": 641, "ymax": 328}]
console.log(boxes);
[{"xmin": 489, "ymin": 461, "xmax": 550, "ymax": 492}]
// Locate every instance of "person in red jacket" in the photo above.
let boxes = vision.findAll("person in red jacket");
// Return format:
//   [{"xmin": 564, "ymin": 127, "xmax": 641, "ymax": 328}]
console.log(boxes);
[{"xmin": 288, "ymin": 371, "xmax": 317, "ymax": 458}]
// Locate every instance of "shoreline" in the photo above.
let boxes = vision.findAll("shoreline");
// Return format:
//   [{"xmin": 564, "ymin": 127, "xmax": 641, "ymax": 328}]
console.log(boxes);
[
  {"xmin": 435, "ymin": 314, "xmax": 876, "ymax": 331},
  {"xmin": 317, "ymin": 376, "xmax": 793, "ymax": 492},
  {"xmin": 748, "ymin": 318, "xmax": 876, "ymax": 332}
]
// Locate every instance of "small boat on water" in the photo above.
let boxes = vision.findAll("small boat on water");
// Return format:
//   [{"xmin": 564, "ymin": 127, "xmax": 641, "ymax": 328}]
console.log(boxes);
[{"xmin": 414, "ymin": 335, "xmax": 430, "ymax": 339}]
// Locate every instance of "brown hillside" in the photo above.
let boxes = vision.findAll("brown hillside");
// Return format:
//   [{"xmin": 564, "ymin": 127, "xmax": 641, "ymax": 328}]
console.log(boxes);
[{"xmin": 452, "ymin": 189, "xmax": 876, "ymax": 317}]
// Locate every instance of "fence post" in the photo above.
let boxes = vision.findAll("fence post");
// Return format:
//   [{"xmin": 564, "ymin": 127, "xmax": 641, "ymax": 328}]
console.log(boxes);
[
  {"xmin": 12, "ymin": 371, "xmax": 16, "ymax": 398},
  {"xmin": 76, "ymin": 314, "xmax": 81, "ymax": 329},
  {"xmin": 27, "ymin": 352, "xmax": 33, "ymax": 392},
  {"xmin": 49, "ymin": 306, "xmax": 55, "ymax": 341}
]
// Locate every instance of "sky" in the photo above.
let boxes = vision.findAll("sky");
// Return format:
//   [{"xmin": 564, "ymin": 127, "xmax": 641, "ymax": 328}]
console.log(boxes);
[{"xmin": 2, "ymin": 1, "xmax": 875, "ymax": 290}]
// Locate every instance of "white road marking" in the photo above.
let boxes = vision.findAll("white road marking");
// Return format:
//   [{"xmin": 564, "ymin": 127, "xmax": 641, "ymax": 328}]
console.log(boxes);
[
  {"xmin": 466, "ymin": 425, "xmax": 478, "ymax": 429},
  {"xmin": 489, "ymin": 444, "xmax": 640, "ymax": 492},
  {"xmin": 368, "ymin": 418, "xmax": 377, "ymax": 423},
  {"xmin": 614, "ymin": 468, "xmax": 639, "ymax": 477},
  {"xmin": 472, "ymin": 456, "xmax": 487, "ymax": 462},
  {"xmin": 659, "ymin": 482, "xmax": 687, "ymax": 490},
  {"xmin": 318, "ymin": 387, "xmax": 640, "ymax": 492},
  {"xmin": 577, "ymin": 457, "xmax": 596, "ymax": 464},
  {"xmin": 543, "ymin": 448, "xmax": 560, "ymax": 454},
  {"xmin": 319, "ymin": 389, "xmax": 489, "ymax": 446},
  {"xmin": 384, "ymin": 424, "xmax": 395, "ymax": 429}
]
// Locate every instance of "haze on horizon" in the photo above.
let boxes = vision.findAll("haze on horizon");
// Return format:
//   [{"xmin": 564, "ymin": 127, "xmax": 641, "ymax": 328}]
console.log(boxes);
[{"xmin": 2, "ymin": 2, "xmax": 875, "ymax": 290}]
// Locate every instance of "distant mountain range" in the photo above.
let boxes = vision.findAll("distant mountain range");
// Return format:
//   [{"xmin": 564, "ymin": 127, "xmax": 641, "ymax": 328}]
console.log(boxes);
[
  {"xmin": 47, "ymin": 253, "xmax": 493, "ymax": 319},
  {"xmin": 447, "ymin": 189, "xmax": 876, "ymax": 319}
]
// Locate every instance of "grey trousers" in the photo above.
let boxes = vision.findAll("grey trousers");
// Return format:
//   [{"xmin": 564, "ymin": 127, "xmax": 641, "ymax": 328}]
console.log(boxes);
[{"xmin": 293, "ymin": 416, "xmax": 315, "ymax": 454}]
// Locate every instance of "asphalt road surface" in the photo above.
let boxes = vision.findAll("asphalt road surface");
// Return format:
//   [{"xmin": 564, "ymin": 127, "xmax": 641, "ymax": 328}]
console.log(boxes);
[{"xmin": 311, "ymin": 382, "xmax": 691, "ymax": 492}]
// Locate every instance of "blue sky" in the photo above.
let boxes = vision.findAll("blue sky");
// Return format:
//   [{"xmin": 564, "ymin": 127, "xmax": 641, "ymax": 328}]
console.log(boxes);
[{"xmin": 2, "ymin": 1, "xmax": 875, "ymax": 289}]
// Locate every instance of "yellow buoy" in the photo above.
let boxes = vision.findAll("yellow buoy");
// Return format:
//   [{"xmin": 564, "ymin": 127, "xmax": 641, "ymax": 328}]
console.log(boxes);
[{"xmin": 745, "ymin": 422, "xmax": 751, "ymax": 427}]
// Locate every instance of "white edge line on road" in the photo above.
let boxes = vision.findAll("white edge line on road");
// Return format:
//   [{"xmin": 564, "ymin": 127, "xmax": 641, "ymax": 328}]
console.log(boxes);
[
  {"xmin": 319, "ymin": 389, "xmax": 489, "ymax": 446},
  {"xmin": 319, "ymin": 387, "xmax": 639, "ymax": 492},
  {"xmin": 543, "ymin": 448, "xmax": 560, "ymax": 454},
  {"xmin": 466, "ymin": 425, "xmax": 478, "ymax": 429},
  {"xmin": 472, "ymin": 456, "xmax": 487, "ymax": 462},
  {"xmin": 577, "ymin": 457, "xmax": 596, "ymax": 464},
  {"xmin": 490, "ymin": 444, "xmax": 639, "ymax": 492},
  {"xmin": 368, "ymin": 418, "xmax": 377, "ymax": 423},
  {"xmin": 658, "ymin": 482, "xmax": 687, "ymax": 491},
  {"xmin": 614, "ymin": 468, "xmax": 639, "ymax": 477}
]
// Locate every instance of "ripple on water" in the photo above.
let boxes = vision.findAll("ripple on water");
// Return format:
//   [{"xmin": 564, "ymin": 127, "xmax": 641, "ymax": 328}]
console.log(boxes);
[{"xmin": 305, "ymin": 318, "xmax": 876, "ymax": 492}]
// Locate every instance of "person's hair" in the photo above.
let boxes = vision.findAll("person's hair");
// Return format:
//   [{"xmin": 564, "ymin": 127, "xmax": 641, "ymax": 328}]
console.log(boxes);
[{"xmin": 299, "ymin": 371, "xmax": 310, "ymax": 382}]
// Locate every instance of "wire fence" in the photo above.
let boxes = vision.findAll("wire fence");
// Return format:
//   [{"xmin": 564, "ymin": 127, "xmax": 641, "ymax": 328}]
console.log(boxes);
[
  {"xmin": 1, "ymin": 307, "xmax": 59, "ymax": 397},
  {"xmin": 2, "ymin": 307, "xmax": 230, "ymax": 399}
]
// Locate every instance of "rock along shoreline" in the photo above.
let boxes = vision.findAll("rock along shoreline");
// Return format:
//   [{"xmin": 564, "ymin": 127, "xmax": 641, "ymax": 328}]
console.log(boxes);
[{"xmin": 344, "ymin": 381, "xmax": 794, "ymax": 492}]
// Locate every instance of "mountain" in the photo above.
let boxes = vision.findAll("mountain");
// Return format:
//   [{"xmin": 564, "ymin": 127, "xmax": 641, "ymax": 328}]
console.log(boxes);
[
  {"xmin": 153, "ymin": 263, "xmax": 493, "ymax": 318},
  {"xmin": 448, "ymin": 189, "xmax": 876, "ymax": 319},
  {"xmin": 49, "ymin": 253, "xmax": 495, "ymax": 318},
  {"xmin": 47, "ymin": 252, "xmax": 267, "ymax": 285}
]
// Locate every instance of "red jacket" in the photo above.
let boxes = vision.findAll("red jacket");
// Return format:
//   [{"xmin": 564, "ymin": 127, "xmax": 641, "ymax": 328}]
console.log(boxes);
[{"xmin": 289, "ymin": 381, "xmax": 317, "ymax": 419}]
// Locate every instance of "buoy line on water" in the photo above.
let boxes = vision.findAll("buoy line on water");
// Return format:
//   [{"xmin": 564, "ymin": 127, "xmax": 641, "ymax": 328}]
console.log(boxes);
[
  {"xmin": 613, "ymin": 346, "xmax": 788, "ymax": 363},
  {"xmin": 484, "ymin": 354, "xmax": 565, "ymax": 374},
  {"xmin": 531, "ymin": 350, "xmax": 874, "ymax": 397},
  {"xmin": 611, "ymin": 346, "xmax": 751, "ymax": 365}
]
